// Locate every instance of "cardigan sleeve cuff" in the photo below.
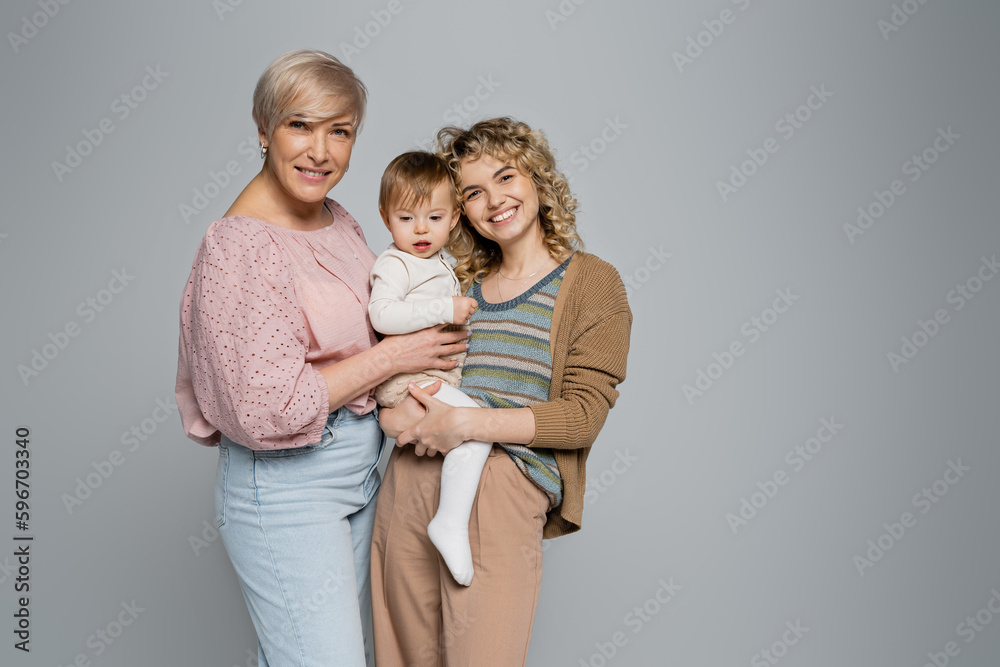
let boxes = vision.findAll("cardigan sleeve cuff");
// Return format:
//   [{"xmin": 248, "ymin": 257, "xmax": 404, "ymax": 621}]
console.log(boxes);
[{"xmin": 528, "ymin": 401, "xmax": 587, "ymax": 449}]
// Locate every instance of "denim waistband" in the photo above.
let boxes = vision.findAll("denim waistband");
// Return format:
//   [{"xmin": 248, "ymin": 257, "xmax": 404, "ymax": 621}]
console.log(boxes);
[{"xmin": 220, "ymin": 406, "xmax": 379, "ymax": 457}]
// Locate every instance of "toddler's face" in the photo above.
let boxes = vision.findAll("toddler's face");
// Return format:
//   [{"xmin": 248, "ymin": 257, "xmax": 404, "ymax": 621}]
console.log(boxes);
[{"xmin": 381, "ymin": 180, "xmax": 460, "ymax": 258}]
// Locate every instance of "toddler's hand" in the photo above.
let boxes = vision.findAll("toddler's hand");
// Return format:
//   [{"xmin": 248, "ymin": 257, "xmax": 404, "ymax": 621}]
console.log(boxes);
[{"xmin": 452, "ymin": 296, "xmax": 478, "ymax": 325}]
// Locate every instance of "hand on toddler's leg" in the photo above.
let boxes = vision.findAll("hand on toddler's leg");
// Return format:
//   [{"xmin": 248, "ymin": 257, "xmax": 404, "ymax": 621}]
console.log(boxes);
[{"xmin": 380, "ymin": 389, "xmax": 434, "ymax": 440}]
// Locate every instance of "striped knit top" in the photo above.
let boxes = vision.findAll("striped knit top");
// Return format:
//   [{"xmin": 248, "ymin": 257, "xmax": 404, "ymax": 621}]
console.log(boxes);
[{"xmin": 460, "ymin": 256, "xmax": 573, "ymax": 509}]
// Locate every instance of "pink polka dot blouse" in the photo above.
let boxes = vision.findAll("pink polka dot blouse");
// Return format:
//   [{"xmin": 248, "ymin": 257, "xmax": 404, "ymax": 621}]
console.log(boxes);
[{"xmin": 175, "ymin": 198, "xmax": 378, "ymax": 450}]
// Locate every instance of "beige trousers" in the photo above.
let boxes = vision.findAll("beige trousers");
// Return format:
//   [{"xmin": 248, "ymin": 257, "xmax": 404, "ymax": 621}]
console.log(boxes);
[{"xmin": 370, "ymin": 444, "xmax": 550, "ymax": 666}]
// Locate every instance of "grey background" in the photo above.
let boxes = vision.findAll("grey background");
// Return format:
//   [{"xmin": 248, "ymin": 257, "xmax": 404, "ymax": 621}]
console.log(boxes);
[{"xmin": 2, "ymin": 0, "xmax": 998, "ymax": 665}]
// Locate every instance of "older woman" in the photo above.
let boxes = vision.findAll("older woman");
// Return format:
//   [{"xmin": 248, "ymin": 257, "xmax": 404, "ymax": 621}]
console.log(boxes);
[
  {"xmin": 175, "ymin": 49, "xmax": 469, "ymax": 667},
  {"xmin": 370, "ymin": 117, "xmax": 633, "ymax": 666}
]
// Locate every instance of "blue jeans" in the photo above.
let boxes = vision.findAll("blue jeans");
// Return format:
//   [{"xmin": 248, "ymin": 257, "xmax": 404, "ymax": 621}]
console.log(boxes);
[{"xmin": 217, "ymin": 407, "xmax": 385, "ymax": 667}]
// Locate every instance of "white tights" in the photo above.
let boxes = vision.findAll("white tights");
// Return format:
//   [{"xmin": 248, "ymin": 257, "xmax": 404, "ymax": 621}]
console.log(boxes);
[{"xmin": 419, "ymin": 382, "xmax": 492, "ymax": 586}]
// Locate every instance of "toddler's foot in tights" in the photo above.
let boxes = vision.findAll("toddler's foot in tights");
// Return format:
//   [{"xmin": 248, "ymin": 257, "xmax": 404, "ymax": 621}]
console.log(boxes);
[{"xmin": 427, "ymin": 515, "xmax": 474, "ymax": 586}]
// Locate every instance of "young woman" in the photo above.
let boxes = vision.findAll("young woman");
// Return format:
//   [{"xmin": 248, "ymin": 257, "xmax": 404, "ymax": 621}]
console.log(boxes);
[
  {"xmin": 370, "ymin": 117, "xmax": 633, "ymax": 666},
  {"xmin": 175, "ymin": 49, "xmax": 469, "ymax": 666}
]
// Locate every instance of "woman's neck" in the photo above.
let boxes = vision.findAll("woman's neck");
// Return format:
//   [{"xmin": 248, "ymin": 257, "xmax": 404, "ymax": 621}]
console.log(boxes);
[
  {"xmin": 495, "ymin": 228, "xmax": 551, "ymax": 277},
  {"xmin": 230, "ymin": 171, "xmax": 332, "ymax": 231}
]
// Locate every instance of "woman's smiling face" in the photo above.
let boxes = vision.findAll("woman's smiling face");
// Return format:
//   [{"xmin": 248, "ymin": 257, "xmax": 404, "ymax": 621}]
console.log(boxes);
[
  {"xmin": 458, "ymin": 154, "xmax": 541, "ymax": 249},
  {"xmin": 260, "ymin": 108, "xmax": 356, "ymax": 204}
]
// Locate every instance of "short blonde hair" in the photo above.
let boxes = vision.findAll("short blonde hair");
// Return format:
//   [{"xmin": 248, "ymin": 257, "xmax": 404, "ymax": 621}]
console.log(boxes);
[
  {"xmin": 252, "ymin": 49, "xmax": 368, "ymax": 142},
  {"xmin": 436, "ymin": 117, "xmax": 583, "ymax": 290}
]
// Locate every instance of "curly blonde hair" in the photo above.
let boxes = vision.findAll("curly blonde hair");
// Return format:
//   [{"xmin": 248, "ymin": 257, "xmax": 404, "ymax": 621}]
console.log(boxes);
[{"xmin": 436, "ymin": 117, "xmax": 583, "ymax": 291}]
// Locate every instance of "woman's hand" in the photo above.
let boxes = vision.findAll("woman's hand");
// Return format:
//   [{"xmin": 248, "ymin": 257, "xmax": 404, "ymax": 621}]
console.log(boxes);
[
  {"xmin": 395, "ymin": 382, "xmax": 473, "ymax": 457},
  {"xmin": 377, "ymin": 324, "xmax": 470, "ymax": 376},
  {"xmin": 318, "ymin": 325, "xmax": 466, "ymax": 412},
  {"xmin": 378, "ymin": 381, "xmax": 440, "ymax": 438}
]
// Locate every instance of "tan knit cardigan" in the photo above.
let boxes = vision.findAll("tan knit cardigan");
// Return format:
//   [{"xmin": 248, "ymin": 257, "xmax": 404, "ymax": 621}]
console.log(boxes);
[{"xmin": 526, "ymin": 251, "xmax": 632, "ymax": 538}]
